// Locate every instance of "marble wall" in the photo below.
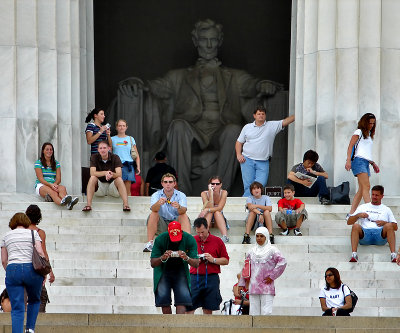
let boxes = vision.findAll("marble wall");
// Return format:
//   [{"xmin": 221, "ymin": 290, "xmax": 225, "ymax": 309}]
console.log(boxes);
[
  {"xmin": 0, "ymin": 0, "xmax": 94, "ymax": 194},
  {"xmin": 290, "ymin": 0, "xmax": 400, "ymax": 195}
]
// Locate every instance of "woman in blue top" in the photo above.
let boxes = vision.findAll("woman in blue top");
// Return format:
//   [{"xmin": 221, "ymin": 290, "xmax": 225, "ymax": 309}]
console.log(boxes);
[
  {"xmin": 85, "ymin": 108, "xmax": 112, "ymax": 155},
  {"xmin": 34, "ymin": 142, "xmax": 78, "ymax": 209},
  {"xmin": 111, "ymin": 119, "xmax": 141, "ymax": 196}
]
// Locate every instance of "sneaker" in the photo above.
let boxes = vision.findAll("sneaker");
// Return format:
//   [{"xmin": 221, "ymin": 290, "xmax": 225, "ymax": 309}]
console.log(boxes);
[
  {"xmin": 143, "ymin": 240, "xmax": 154, "ymax": 252},
  {"xmin": 221, "ymin": 235, "xmax": 230, "ymax": 243},
  {"xmin": 345, "ymin": 213, "xmax": 350, "ymax": 222},
  {"xmin": 67, "ymin": 197, "xmax": 79, "ymax": 210},
  {"xmin": 294, "ymin": 228, "xmax": 302, "ymax": 236},
  {"xmin": 242, "ymin": 234, "xmax": 251, "ymax": 244},
  {"xmin": 320, "ymin": 197, "xmax": 330, "ymax": 205},
  {"xmin": 280, "ymin": 229, "xmax": 289, "ymax": 236},
  {"xmin": 25, "ymin": 329, "xmax": 34, "ymax": 333},
  {"xmin": 349, "ymin": 253, "xmax": 358, "ymax": 262},
  {"xmin": 269, "ymin": 234, "xmax": 275, "ymax": 244},
  {"xmin": 60, "ymin": 195, "xmax": 72, "ymax": 206},
  {"xmin": 391, "ymin": 253, "xmax": 397, "ymax": 263},
  {"xmin": 44, "ymin": 194, "xmax": 53, "ymax": 202}
]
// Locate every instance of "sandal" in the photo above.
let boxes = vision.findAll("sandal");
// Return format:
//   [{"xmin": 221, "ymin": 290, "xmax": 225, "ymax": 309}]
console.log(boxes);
[
  {"xmin": 123, "ymin": 205, "xmax": 131, "ymax": 212},
  {"xmin": 82, "ymin": 206, "xmax": 92, "ymax": 212}
]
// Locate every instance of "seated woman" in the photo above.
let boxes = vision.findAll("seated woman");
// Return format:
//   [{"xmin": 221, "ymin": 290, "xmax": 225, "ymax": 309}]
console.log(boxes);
[
  {"xmin": 198, "ymin": 176, "xmax": 229, "ymax": 243},
  {"xmin": 319, "ymin": 267, "xmax": 352, "ymax": 316},
  {"xmin": 34, "ymin": 142, "xmax": 78, "ymax": 209}
]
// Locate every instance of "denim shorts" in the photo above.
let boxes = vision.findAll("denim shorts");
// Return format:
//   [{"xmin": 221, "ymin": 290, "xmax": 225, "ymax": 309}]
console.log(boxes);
[
  {"xmin": 122, "ymin": 164, "xmax": 136, "ymax": 182},
  {"xmin": 155, "ymin": 267, "xmax": 192, "ymax": 307},
  {"xmin": 186, "ymin": 274, "xmax": 222, "ymax": 311},
  {"xmin": 351, "ymin": 157, "xmax": 370, "ymax": 177},
  {"xmin": 359, "ymin": 227, "xmax": 387, "ymax": 246}
]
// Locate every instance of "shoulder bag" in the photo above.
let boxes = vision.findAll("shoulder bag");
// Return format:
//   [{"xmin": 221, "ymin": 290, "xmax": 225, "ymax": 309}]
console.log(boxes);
[
  {"xmin": 350, "ymin": 132, "xmax": 362, "ymax": 161},
  {"xmin": 130, "ymin": 136, "xmax": 137, "ymax": 160},
  {"xmin": 342, "ymin": 284, "xmax": 358, "ymax": 312},
  {"xmin": 31, "ymin": 230, "xmax": 52, "ymax": 276},
  {"xmin": 329, "ymin": 181, "xmax": 350, "ymax": 205}
]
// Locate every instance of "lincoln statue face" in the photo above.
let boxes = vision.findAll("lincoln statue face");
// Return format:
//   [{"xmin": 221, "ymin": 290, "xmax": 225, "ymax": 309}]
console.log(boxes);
[{"xmin": 192, "ymin": 19, "xmax": 223, "ymax": 60}]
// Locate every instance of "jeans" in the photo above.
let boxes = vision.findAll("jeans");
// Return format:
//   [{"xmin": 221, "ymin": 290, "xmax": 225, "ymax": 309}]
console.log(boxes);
[
  {"xmin": 6, "ymin": 263, "xmax": 44, "ymax": 333},
  {"xmin": 288, "ymin": 176, "xmax": 330, "ymax": 200},
  {"xmin": 240, "ymin": 157, "xmax": 269, "ymax": 197}
]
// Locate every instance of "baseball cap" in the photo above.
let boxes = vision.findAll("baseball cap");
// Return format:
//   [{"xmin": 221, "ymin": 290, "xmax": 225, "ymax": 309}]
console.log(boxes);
[{"xmin": 168, "ymin": 221, "xmax": 182, "ymax": 242}]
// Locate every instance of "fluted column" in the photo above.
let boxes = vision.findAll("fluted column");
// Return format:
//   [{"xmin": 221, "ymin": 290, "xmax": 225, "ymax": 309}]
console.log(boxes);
[
  {"xmin": 0, "ymin": 0, "xmax": 94, "ymax": 194},
  {"xmin": 290, "ymin": 0, "xmax": 400, "ymax": 195}
]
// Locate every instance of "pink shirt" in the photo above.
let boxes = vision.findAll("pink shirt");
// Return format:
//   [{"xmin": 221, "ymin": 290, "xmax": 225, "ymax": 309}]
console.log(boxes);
[{"xmin": 238, "ymin": 249, "xmax": 286, "ymax": 296}]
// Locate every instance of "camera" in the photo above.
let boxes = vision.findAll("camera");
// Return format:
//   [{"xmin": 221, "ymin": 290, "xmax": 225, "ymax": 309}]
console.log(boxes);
[
  {"xmin": 105, "ymin": 123, "xmax": 111, "ymax": 129},
  {"xmin": 198, "ymin": 254, "xmax": 206, "ymax": 260},
  {"xmin": 170, "ymin": 251, "xmax": 179, "ymax": 257}
]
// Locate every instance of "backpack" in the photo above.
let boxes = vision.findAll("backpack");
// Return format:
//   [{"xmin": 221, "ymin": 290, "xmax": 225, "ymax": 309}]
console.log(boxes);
[{"xmin": 342, "ymin": 284, "xmax": 358, "ymax": 312}]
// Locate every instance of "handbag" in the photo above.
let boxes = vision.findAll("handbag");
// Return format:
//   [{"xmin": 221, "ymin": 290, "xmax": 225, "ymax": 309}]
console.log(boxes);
[
  {"xmin": 31, "ymin": 230, "xmax": 52, "ymax": 276},
  {"xmin": 130, "ymin": 136, "xmax": 137, "ymax": 160},
  {"xmin": 241, "ymin": 257, "xmax": 251, "ymax": 279},
  {"xmin": 350, "ymin": 133, "xmax": 362, "ymax": 161},
  {"xmin": 328, "ymin": 181, "xmax": 350, "ymax": 205},
  {"xmin": 342, "ymin": 284, "xmax": 358, "ymax": 312},
  {"xmin": 221, "ymin": 299, "xmax": 242, "ymax": 315}
]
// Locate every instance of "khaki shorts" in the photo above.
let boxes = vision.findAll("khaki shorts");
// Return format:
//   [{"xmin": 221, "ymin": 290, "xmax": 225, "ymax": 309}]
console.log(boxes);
[
  {"xmin": 275, "ymin": 209, "xmax": 308, "ymax": 228},
  {"xmin": 95, "ymin": 180, "xmax": 120, "ymax": 198},
  {"xmin": 147, "ymin": 215, "xmax": 174, "ymax": 236}
]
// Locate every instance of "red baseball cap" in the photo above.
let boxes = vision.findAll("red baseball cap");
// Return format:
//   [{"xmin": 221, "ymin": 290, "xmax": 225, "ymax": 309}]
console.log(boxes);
[{"xmin": 168, "ymin": 221, "xmax": 182, "ymax": 242}]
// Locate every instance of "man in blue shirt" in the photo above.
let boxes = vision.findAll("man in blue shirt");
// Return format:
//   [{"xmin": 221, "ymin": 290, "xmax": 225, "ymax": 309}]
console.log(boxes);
[{"xmin": 144, "ymin": 173, "xmax": 190, "ymax": 252}]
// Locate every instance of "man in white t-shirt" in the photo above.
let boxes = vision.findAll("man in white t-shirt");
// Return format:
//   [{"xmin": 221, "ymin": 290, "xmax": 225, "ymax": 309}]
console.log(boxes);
[
  {"xmin": 235, "ymin": 105, "xmax": 295, "ymax": 197},
  {"xmin": 347, "ymin": 185, "xmax": 397, "ymax": 262}
]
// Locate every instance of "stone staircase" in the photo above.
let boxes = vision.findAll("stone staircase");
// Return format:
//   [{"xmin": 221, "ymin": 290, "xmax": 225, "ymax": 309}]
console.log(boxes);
[{"xmin": 0, "ymin": 193, "xmax": 399, "ymax": 317}]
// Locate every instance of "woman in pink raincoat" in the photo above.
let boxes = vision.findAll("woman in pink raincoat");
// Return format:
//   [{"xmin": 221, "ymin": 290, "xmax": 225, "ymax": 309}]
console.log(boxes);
[{"xmin": 238, "ymin": 227, "xmax": 286, "ymax": 315}]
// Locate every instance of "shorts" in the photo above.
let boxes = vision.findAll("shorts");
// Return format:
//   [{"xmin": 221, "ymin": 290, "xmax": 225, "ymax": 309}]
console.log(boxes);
[
  {"xmin": 122, "ymin": 163, "xmax": 136, "ymax": 182},
  {"xmin": 147, "ymin": 215, "xmax": 174, "ymax": 236},
  {"xmin": 186, "ymin": 274, "xmax": 222, "ymax": 311},
  {"xmin": 359, "ymin": 227, "xmax": 387, "ymax": 246},
  {"xmin": 275, "ymin": 209, "xmax": 308, "ymax": 228},
  {"xmin": 95, "ymin": 180, "xmax": 120, "ymax": 197},
  {"xmin": 155, "ymin": 267, "xmax": 192, "ymax": 307},
  {"xmin": 351, "ymin": 157, "xmax": 370, "ymax": 177},
  {"xmin": 246, "ymin": 213, "xmax": 265, "ymax": 231},
  {"xmin": 211, "ymin": 212, "xmax": 230, "ymax": 230},
  {"xmin": 35, "ymin": 183, "xmax": 44, "ymax": 196}
]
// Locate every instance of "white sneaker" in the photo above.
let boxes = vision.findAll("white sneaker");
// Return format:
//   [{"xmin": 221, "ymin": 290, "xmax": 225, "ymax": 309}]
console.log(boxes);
[
  {"xmin": 349, "ymin": 253, "xmax": 358, "ymax": 262},
  {"xmin": 60, "ymin": 195, "xmax": 72, "ymax": 206},
  {"xmin": 280, "ymin": 229, "xmax": 289, "ymax": 236},
  {"xmin": 143, "ymin": 240, "xmax": 154, "ymax": 252},
  {"xmin": 294, "ymin": 228, "xmax": 302, "ymax": 236},
  {"xmin": 391, "ymin": 253, "xmax": 397, "ymax": 263},
  {"xmin": 221, "ymin": 235, "xmax": 229, "ymax": 243},
  {"xmin": 67, "ymin": 197, "xmax": 79, "ymax": 210}
]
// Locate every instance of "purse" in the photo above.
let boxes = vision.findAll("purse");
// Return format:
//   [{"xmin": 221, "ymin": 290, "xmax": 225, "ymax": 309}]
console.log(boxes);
[
  {"xmin": 328, "ymin": 181, "xmax": 350, "ymax": 205},
  {"xmin": 342, "ymin": 284, "xmax": 358, "ymax": 312},
  {"xmin": 241, "ymin": 257, "xmax": 251, "ymax": 279},
  {"xmin": 31, "ymin": 230, "xmax": 52, "ymax": 276},
  {"xmin": 350, "ymin": 133, "xmax": 362, "ymax": 161},
  {"xmin": 130, "ymin": 136, "xmax": 137, "ymax": 160}
]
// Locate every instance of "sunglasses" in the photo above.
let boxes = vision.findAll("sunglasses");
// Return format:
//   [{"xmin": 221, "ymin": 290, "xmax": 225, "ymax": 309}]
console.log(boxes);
[
  {"xmin": 325, "ymin": 273, "xmax": 333, "ymax": 278},
  {"xmin": 210, "ymin": 182, "xmax": 221, "ymax": 185},
  {"xmin": 163, "ymin": 180, "xmax": 174, "ymax": 184}
]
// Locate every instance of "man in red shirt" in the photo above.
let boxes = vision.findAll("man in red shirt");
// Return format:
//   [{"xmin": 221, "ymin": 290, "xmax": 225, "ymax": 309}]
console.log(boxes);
[
  {"xmin": 275, "ymin": 184, "xmax": 308, "ymax": 236},
  {"xmin": 186, "ymin": 218, "xmax": 229, "ymax": 314}
]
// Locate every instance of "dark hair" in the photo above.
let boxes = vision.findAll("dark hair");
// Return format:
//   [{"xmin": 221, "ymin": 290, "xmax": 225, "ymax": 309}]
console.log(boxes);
[
  {"xmin": 155, "ymin": 152, "xmax": 166, "ymax": 161},
  {"xmin": 40, "ymin": 142, "xmax": 56, "ymax": 171},
  {"xmin": 25, "ymin": 205, "xmax": 42, "ymax": 225},
  {"xmin": 208, "ymin": 175, "xmax": 222, "ymax": 184},
  {"xmin": 250, "ymin": 181, "xmax": 263, "ymax": 194},
  {"xmin": 85, "ymin": 108, "xmax": 103, "ymax": 123},
  {"xmin": 193, "ymin": 217, "xmax": 208, "ymax": 229},
  {"xmin": 283, "ymin": 184, "xmax": 295, "ymax": 192},
  {"xmin": 0, "ymin": 288, "xmax": 9, "ymax": 311},
  {"xmin": 253, "ymin": 105, "xmax": 267, "ymax": 115},
  {"xmin": 325, "ymin": 267, "xmax": 342, "ymax": 290},
  {"xmin": 357, "ymin": 113, "xmax": 376, "ymax": 139},
  {"xmin": 371, "ymin": 185, "xmax": 384, "ymax": 195},
  {"xmin": 98, "ymin": 140, "xmax": 110, "ymax": 147},
  {"xmin": 9, "ymin": 213, "xmax": 31, "ymax": 230},
  {"xmin": 303, "ymin": 150, "xmax": 319, "ymax": 163}
]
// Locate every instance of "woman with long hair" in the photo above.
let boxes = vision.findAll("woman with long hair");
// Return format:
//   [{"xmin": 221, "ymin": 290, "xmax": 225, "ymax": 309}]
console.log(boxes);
[
  {"xmin": 238, "ymin": 227, "xmax": 286, "ymax": 315},
  {"xmin": 34, "ymin": 142, "xmax": 78, "ymax": 209},
  {"xmin": 198, "ymin": 176, "xmax": 229, "ymax": 243},
  {"xmin": 319, "ymin": 267, "xmax": 352, "ymax": 316},
  {"xmin": 111, "ymin": 119, "xmax": 141, "ymax": 196},
  {"xmin": 1, "ymin": 213, "xmax": 45, "ymax": 332},
  {"xmin": 26, "ymin": 205, "xmax": 53, "ymax": 313},
  {"xmin": 345, "ymin": 113, "xmax": 379, "ymax": 214},
  {"xmin": 85, "ymin": 108, "xmax": 112, "ymax": 155}
]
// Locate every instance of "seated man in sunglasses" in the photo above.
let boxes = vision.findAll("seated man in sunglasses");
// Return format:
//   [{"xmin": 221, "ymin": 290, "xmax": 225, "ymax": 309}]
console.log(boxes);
[{"xmin": 144, "ymin": 173, "xmax": 191, "ymax": 252}]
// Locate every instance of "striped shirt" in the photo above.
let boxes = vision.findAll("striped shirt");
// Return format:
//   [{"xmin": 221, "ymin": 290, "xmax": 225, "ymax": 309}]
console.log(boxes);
[
  {"xmin": 85, "ymin": 122, "xmax": 108, "ymax": 155},
  {"xmin": 1, "ymin": 229, "xmax": 42, "ymax": 265},
  {"xmin": 34, "ymin": 159, "xmax": 60, "ymax": 187}
]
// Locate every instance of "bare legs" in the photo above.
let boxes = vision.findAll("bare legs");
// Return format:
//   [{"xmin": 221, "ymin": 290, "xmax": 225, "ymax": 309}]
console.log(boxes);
[
  {"xmin": 350, "ymin": 173, "xmax": 370, "ymax": 214},
  {"xmin": 39, "ymin": 185, "xmax": 67, "ymax": 206},
  {"xmin": 205, "ymin": 211, "xmax": 227, "ymax": 237}
]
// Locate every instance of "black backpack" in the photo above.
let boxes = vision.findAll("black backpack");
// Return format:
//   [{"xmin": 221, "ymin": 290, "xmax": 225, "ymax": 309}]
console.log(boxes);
[{"xmin": 342, "ymin": 284, "xmax": 358, "ymax": 312}]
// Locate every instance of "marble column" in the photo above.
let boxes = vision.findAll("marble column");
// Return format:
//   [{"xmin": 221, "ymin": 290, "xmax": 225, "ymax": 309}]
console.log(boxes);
[
  {"xmin": 290, "ymin": 0, "xmax": 400, "ymax": 195},
  {"xmin": 0, "ymin": 0, "xmax": 94, "ymax": 194}
]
